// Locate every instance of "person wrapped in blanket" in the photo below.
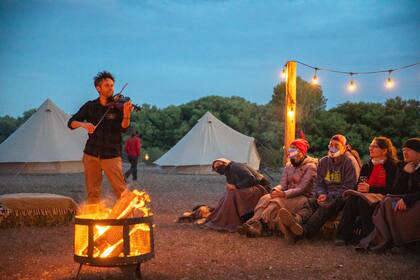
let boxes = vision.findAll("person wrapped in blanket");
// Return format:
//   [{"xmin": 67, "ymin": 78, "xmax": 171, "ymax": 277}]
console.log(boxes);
[
  {"xmin": 335, "ymin": 136, "xmax": 399, "ymax": 246},
  {"xmin": 357, "ymin": 138, "xmax": 420, "ymax": 252},
  {"xmin": 202, "ymin": 158, "xmax": 271, "ymax": 232},
  {"xmin": 238, "ymin": 139, "xmax": 317, "ymax": 241},
  {"xmin": 275, "ymin": 134, "xmax": 361, "ymax": 242}
]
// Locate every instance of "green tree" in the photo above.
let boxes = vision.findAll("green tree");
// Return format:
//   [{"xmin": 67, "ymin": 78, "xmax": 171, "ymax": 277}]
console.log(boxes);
[{"xmin": 0, "ymin": 109, "xmax": 36, "ymax": 144}]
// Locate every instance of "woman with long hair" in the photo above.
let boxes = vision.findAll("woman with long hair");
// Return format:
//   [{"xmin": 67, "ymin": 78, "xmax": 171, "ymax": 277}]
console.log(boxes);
[{"xmin": 335, "ymin": 136, "xmax": 399, "ymax": 245}]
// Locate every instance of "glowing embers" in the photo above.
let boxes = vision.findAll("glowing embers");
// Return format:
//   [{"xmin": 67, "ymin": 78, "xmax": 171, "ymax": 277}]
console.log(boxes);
[
  {"xmin": 74, "ymin": 190, "xmax": 153, "ymax": 259},
  {"xmin": 74, "ymin": 222, "xmax": 152, "ymax": 258},
  {"xmin": 73, "ymin": 189, "xmax": 154, "ymax": 280}
]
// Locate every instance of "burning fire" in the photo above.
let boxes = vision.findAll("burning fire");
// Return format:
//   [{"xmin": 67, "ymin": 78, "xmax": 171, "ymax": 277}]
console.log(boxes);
[{"xmin": 74, "ymin": 189, "xmax": 152, "ymax": 258}]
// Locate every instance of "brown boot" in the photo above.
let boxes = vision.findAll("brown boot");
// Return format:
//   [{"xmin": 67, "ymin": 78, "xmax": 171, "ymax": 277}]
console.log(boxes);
[
  {"xmin": 277, "ymin": 208, "xmax": 303, "ymax": 237},
  {"xmin": 284, "ymin": 226, "xmax": 296, "ymax": 244},
  {"xmin": 242, "ymin": 220, "xmax": 263, "ymax": 238},
  {"xmin": 275, "ymin": 214, "xmax": 296, "ymax": 244}
]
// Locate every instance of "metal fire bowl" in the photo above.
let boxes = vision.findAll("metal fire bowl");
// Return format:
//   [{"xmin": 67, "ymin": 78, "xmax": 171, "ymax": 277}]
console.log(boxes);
[{"xmin": 74, "ymin": 215, "xmax": 154, "ymax": 267}]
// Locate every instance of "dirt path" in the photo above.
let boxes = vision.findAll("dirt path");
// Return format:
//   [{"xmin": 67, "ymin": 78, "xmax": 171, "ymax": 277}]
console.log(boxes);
[{"xmin": 0, "ymin": 170, "xmax": 419, "ymax": 280}]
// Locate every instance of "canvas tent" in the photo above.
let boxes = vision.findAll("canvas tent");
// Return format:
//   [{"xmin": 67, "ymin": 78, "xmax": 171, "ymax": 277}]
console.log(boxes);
[
  {"xmin": 0, "ymin": 99, "xmax": 88, "ymax": 174},
  {"xmin": 154, "ymin": 111, "xmax": 260, "ymax": 174}
]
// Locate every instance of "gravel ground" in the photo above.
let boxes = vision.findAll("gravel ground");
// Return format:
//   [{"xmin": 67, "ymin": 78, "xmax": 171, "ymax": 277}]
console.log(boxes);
[{"xmin": 0, "ymin": 166, "xmax": 419, "ymax": 280}]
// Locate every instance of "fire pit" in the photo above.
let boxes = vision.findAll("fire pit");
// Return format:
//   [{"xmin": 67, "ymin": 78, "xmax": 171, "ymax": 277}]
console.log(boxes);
[{"xmin": 73, "ymin": 190, "xmax": 154, "ymax": 280}]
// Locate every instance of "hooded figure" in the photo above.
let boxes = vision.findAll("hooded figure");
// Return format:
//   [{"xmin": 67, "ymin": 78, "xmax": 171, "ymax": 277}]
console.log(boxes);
[{"xmin": 202, "ymin": 158, "xmax": 270, "ymax": 232}]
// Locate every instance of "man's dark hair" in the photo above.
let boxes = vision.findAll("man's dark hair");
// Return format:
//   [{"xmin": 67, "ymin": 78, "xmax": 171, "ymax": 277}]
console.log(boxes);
[{"xmin": 94, "ymin": 71, "xmax": 115, "ymax": 87}]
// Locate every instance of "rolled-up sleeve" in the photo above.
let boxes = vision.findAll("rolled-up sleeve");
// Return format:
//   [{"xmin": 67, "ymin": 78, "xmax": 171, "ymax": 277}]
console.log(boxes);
[{"xmin": 68, "ymin": 103, "xmax": 89, "ymax": 130}]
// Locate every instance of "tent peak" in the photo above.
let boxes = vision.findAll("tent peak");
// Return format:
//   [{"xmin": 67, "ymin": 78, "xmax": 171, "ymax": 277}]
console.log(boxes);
[{"xmin": 39, "ymin": 98, "xmax": 60, "ymax": 113}]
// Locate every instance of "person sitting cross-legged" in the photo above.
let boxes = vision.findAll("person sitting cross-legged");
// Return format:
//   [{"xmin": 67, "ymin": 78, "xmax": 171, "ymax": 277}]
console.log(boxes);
[{"xmin": 239, "ymin": 139, "xmax": 317, "ymax": 242}]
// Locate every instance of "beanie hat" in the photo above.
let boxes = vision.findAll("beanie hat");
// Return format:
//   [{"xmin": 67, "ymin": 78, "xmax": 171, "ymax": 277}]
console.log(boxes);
[
  {"xmin": 330, "ymin": 134, "xmax": 347, "ymax": 147},
  {"xmin": 403, "ymin": 138, "xmax": 420, "ymax": 153},
  {"xmin": 291, "ymin": 139, "xmax": 309, "ymax": 155}
]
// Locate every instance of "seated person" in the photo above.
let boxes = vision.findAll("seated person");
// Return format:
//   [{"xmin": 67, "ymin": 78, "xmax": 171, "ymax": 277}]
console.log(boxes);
[
  {"xmin": 335, "ymin": 136, "xmax": 399, "ymax": 245},
  {"xmin": 239, "ymin": 139, "xmax": 317, "ymax": 241},
  {"xmin": 277, "ymin": 134, "xmax": 361, "ymax": 241},
  {"xmin": 358, "ymin": 138, "xmax": 420, "ymax": 251},
  {"xmin": 203, "ymin": 158, "xmax": 270, "ymax": 232}
]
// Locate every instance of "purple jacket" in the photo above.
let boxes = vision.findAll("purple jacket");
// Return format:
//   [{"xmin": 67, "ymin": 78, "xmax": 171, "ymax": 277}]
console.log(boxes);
[{"xmin": 279, "ymin": 156, "xmax": 318, "ymax": 198}]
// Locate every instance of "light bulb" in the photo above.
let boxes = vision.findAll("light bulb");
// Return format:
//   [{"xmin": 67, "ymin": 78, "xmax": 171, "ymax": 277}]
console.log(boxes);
[
  {"xmin": 281, "ymin": 68, "xmax": 287, "ymax": 80},
  {"xmin": 312, "ymin": 68, "xmax": 319, "ymax": 85},
  {"xmin": 287, "ymin": 110, "xmax": 295, "ymax": 118},
  {"xmin": 347, "ymin": 79, "xmax": 357, "ymax": 92},
  {"xmin": 385, "ymin": 77, "xmax": 394, "ymax": 89},
  {"xmin": 144, "ymin": 153, "xmax": 149, "ymax": 161},
  {"xmin": 385, "ymin": 71, "xmax": 394, "ymax": 89},
  {"xmin": 347, "ymin": 74, "xmax": 356, "ymax": 92}
]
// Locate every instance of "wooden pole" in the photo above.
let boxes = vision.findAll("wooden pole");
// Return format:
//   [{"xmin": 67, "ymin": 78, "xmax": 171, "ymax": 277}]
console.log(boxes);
[{"xmin": 283, "ymin": 61, "xmax": 296, "ymax": 165}]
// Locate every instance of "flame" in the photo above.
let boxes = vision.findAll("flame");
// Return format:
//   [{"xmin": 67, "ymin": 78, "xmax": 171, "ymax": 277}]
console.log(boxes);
[{"xmin": 74, "ymin": 189, "xmax": 152, "ymax": 258}]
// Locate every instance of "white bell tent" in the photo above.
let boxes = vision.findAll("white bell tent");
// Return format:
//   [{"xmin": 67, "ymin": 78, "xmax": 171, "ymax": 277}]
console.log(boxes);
[{"xmin": 155, "ymin": 111, "xmax": 260, "ymax": 174}]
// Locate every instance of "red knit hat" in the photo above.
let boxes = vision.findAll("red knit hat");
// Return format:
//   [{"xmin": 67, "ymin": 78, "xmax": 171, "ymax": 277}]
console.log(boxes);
[{"xmin": 291, "ymin": 138, "xmax": 309, "ymax": 155}]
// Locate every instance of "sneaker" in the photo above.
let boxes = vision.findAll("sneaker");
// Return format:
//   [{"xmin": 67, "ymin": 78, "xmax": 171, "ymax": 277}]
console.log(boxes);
[{"xmin": 277, "ymin": 208, "xmax": 304, "ymax": 237}]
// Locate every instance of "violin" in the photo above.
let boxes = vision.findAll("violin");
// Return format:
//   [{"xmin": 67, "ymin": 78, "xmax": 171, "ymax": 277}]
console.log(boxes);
[{"xmin": 106, "ymin": 83, "xmax": 142, "ymax": 111}]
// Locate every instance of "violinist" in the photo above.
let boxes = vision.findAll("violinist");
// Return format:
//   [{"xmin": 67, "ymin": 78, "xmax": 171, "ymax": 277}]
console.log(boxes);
[{"xmin": 68, "ymin": 71, "xmax": 133, "ymax": 204}]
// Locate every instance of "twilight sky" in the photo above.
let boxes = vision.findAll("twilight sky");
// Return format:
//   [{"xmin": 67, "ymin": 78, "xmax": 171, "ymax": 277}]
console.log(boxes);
[{"xmin": 0, "ymin": 0, "xmax": 419, "ymax": 117}]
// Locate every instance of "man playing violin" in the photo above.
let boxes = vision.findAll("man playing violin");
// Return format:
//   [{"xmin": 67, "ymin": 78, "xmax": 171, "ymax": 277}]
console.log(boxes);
[{"xmin": 68, "ymin": 71, "xmax": 133, "ymax": 204}]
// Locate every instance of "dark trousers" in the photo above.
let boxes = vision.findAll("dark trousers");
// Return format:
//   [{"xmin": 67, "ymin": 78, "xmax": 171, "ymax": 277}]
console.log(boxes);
[
  {"xmin": 297, "ymin": 197, "xmax": 345, "ymax": 238},
  {"xmin": 337, "ymin": 196, "xmax": 375, "ymax": 242},
  {"xmin": 124, "ymin": 156, "xmax": 138, "ymax": 180}
]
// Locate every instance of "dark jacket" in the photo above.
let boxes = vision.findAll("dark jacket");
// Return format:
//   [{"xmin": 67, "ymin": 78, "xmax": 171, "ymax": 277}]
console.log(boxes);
[
  {"xmin": 391, "ymin": 163, "xmax": 420, "ymax": 207},
  {"xmin": 224, "ymin": 162, "xmax": 270, "ymax": 190},
  {"xmin": 358, "ymin": 159, "xmax": 399, "ymax": 195},
  {"xmin": 68, "ymin": 98, "xmax": 128, "ymax": 158}
]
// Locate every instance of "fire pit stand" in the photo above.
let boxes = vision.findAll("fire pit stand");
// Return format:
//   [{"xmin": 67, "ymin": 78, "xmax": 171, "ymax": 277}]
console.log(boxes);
[{"xmin": 74, "ymin": 215, "xmax": 154, "ymax": 280}]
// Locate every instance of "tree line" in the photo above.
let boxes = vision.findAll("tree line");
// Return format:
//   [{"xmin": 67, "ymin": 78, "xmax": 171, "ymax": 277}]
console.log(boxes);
[{"xmin": 1, "ymin": 78, "xmax": 419, "ymax": 168}]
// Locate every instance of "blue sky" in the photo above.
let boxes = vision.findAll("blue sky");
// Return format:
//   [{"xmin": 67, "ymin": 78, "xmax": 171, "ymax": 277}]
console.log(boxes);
[{"xmin": 0, "ymin": 0, "xmax": 419, "ymax": 117}]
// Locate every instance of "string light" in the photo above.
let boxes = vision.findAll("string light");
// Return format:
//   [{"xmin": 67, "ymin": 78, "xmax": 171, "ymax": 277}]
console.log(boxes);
[
  {"xmin": 287, "ymin": 109, "xmax": 295, "ymax": 118},
  {"xmin": 144, "ymin": 153, "xmax": 149, "ymax": 161},
  {"xmin": 281, "ymin": 67, "xmax": 287, "ymax": 80},
  {"xmin": 347, "ymin": 73, "xmax": 356, "ymax": 92},
  {"xmin": 281, "ymin": 60, "xmax": 420, "ymax": 91},
  {"xmin": 385, "ymin": 70, "xmax": 394, "ymax": 89},
  {"xmin": 312, "ymin": 68, "xmax": 319, "ymax": 85}
]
